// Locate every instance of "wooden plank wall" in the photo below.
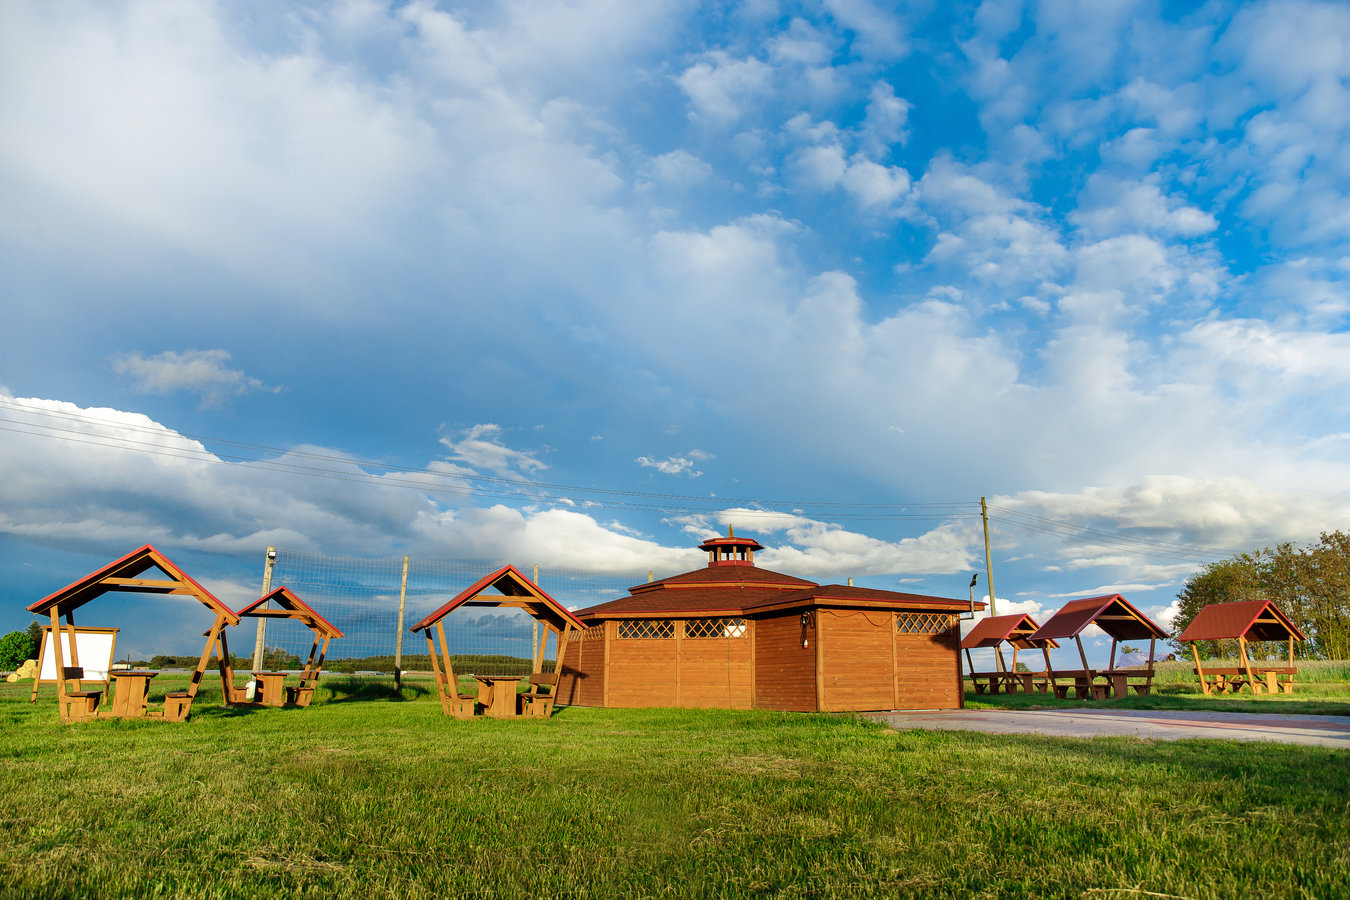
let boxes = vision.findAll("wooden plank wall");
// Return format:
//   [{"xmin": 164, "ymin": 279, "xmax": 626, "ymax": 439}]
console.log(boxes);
[
  {"xmin": 752, "ymin": 613, "xmax": 817, "ymax": 711},
  {"xmin": 557, "ymin": 628, "xmax": 606, "ymax": 706},
  {"xmin": 679, "ymin": 633, "xmax": 754, "ymax": 709},
  {"xmin": 607, "ymin": 636, "xmax": 679, "ymax": 707},
  {"xmin": 894, "ymin": 624, "xmax": 962, "ymax": 711},
  {"xmin": 819, "ymin": 610, "xmax": 895, "ymax": 711}
]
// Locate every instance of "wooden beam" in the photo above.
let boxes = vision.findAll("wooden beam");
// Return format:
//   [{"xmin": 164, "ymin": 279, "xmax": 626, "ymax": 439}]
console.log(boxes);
[{"xmin": 1190, "ymin": 643, "xmax": 1209, "ymax": 695}]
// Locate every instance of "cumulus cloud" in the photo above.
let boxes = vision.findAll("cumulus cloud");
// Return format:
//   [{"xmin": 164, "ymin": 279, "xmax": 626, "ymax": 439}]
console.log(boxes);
[{"xmin": 675, "ymin": 51, "xmax": 774, "ymax": 124}]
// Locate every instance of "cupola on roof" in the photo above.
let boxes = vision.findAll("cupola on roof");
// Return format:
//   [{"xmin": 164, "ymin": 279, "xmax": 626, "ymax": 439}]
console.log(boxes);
[{"xmin": 698, "ymin": 525, "xmax": 763, "ymax": 567}]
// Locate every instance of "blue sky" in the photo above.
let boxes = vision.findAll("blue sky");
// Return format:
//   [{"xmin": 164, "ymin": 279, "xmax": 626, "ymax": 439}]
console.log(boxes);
[{"xmin": 3, "ymin": 0, "xmax": 1350, "ymax": 664}]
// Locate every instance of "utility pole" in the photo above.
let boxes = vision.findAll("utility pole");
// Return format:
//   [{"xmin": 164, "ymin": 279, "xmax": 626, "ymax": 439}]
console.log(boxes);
[
  {"xmin": 394, "ymin": 555, "xmax": 409, "ymax": 689},
  {"xmin": 251, "ymin": 546, "xmax": 277, "ymax": 671},
  {"xmin": 533, "ymin": 564, "xmax": 540, "ymax": 670},
  {"xmin": 981, "ymin": 498, "xmax": 1001, "ymax": 672}
]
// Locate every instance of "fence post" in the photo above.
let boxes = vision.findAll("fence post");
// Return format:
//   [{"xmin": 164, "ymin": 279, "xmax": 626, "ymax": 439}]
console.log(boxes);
[
  {"xmin": 394, "ymin": 555, "xmax": 409, "ymax": 688},
  {"xmin": 251, "ymin": 546, "xmax": 276, "ymax": 671}
]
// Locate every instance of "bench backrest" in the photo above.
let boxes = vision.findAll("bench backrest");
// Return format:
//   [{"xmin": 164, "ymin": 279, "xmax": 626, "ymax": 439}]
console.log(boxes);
[{"xmin": 529, "ymin": 673, "xmax": 558, "ymax": 688}]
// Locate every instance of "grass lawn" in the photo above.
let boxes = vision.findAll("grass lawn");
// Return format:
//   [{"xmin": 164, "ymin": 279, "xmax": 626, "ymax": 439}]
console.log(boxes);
[{"xmin": 1, "ymin": 676, "xmax": 1348, "ymax": 899}]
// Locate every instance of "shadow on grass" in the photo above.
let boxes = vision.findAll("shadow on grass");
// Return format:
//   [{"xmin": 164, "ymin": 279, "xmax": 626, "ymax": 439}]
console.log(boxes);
[{"xmin": 320, "ymin": 676, "xmax": 429, "ymax": 703}]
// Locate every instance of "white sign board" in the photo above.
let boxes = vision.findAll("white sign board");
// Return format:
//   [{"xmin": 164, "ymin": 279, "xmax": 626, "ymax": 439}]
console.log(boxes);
[{"xmin": 38, "ymin": 628, "xmax": 118, "ymax": 682}]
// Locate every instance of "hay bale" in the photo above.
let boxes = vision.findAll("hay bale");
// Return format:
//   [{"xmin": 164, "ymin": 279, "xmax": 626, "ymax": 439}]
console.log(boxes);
[{"xmin": 5, "ymin": 673, "xmax": 16, "ymax": 683}]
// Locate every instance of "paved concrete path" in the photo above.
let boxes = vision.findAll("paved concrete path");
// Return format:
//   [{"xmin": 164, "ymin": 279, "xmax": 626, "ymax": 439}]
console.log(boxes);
[{"xmin": 872, "ymin": 708, "xmax": 1350, "ymax": 749}]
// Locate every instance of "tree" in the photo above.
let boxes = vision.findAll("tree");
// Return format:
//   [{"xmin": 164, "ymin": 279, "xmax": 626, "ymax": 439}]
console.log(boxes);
[{"xmin": 0, "ymin": 631, "xmax": 37, "ymax": 670}]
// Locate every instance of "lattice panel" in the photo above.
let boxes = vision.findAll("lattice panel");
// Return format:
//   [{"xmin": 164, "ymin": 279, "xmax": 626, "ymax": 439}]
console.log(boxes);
[
  {"xmin": 617, "ymin": 619, "xmax": 676, "ymax": 639},
  {"xmin": 685, "ymin": 617, "xmax": 748, "ymax": 639},
  {"xmin": 896, "ymin": 613, "xmax": 955, "ymax": 634},
  {"xmin": 580, "ymin": 624, "xmax": 605, "ymax": 642}
]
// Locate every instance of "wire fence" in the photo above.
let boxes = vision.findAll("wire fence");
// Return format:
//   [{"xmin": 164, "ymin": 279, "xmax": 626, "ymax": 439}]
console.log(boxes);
[{"xmin": 250, "ymin": 548, "xmax": 654, "ymax": 675}]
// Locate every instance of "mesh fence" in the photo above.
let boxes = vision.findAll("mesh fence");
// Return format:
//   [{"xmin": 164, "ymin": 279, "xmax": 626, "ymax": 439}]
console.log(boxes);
[{"xmin": 249, "ymin": 549, "xmax": 652, "ymax": 674}]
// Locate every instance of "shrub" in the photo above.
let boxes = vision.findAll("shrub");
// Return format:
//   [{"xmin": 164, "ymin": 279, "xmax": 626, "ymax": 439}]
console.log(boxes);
[{"xmin": 0, "ymin": 631, "xmax": 37, "ymax": 670}]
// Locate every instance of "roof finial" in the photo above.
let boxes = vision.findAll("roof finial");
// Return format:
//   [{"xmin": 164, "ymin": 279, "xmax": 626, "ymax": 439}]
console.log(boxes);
[{"xmin": 728, "ymin": 524, "xmax": 734, "ymax": 538}]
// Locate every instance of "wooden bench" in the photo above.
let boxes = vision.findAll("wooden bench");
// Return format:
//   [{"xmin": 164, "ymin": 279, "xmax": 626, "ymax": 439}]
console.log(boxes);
[
  {"xmin": 60, "ymin": 690, "xmax": 103, "ymax": 721},
  {"xmin": 518, "ymin": 673, "xmax": 559, "ymax": 717},
  {"xmin": 1048, "ymin": 670, "xmax": 1108, "ymax": 700},
  {"xmin": 163, "ymin": 691, "xmax": 194, "ymax": 722}
]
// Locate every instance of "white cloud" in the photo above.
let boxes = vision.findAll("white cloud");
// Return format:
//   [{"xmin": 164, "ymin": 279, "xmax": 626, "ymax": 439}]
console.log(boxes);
[
  {"xmin": 111, "ymin": 349, "xmax": 275, "ymax": 407},
  {"xmin": 439, "ymin": 424, "xmax": 548, "ymax": 478},
  {"xmin": 675, "ymin": 51, "xmax": 774, "ymax": 124},
  {"xmin": 716, "ymin": 508, "xmax": 975, "ymax": 578},
  {"xmin": 1070, "ymin": 175, "xmax": 1217, "ymax": 238},
  {"xmin": 635, "ymin": 454, "xmax": 706, "ymax": 477}
]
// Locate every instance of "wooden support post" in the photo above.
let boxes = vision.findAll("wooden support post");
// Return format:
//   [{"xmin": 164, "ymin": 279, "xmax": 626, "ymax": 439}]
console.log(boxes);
[
  {"xmin": 1190, "ymin": 643, "xmax": 1209, "ymax": 695},
  {"xmin": 535, "ymin": 625, "xmax": 549, "ymax": 675},
  {"xmin": 424, "ymin": 629, "xmax": 450, "ymax": 715},
  {"xmin": 50, "ymin": 609, "xmax": 67, "ymax": 722},
  {"xmin": 217, "ymin": 628, "xmax": 235, "ymax": 705},
  {"xmin": 554, "ymin": 623, "xmax": 573, "ymax": 674},
  {"xmin": 1238, "ymin": 636, "xmax": 1260, "ymax": 694},
  {"xmin": 435, "ymin": 621, "xmax": 457, "ymax": 697},
  {"xmin": 1042, "ymin": 646, "xmax": 1056, "ymax": 693},
  {"xmin": 301, "ymin": 637, "xmax": 320, "ymax": 681},
  {"xmin": 64, "ymin": 610, "xmax": 82, "ymax": 692},
  {"xmin": 1109, "ymin": 638, "xmax": 1117, "ymax": 671}
]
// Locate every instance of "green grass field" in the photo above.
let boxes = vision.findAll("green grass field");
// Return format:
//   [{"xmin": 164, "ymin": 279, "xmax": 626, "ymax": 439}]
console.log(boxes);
[{"xmin": 2, "ymin": 676, "xmax": 1348, "ymax": 899}]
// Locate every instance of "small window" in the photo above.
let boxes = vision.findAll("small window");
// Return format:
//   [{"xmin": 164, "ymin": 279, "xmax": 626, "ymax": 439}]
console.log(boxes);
[
  {"xmin": 685, "ymin": 617, "xmax": 748, "ymax": 639},
  {"xmin": 618, "ymin": 619, "xmax": 676, "ymax": 639},
  {"xmin": 896, "ymin": 613, "xmax": 955, "ymax": 635}
]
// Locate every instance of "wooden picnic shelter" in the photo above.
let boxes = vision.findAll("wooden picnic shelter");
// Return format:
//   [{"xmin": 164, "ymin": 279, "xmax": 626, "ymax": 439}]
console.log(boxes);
[
  {"xmin": 961, "ymin": 614, "xmax": 1059, "ymax": 695},
  {"xmin": 215, "ymin": 586, "xmax": 344, "ymax": 708},
  {"xmin": 1028, "ymin": 594, "xmax": 1168, "ymax": 699},
  {"xmin": 1176, "ymin": 600, "xmax": 1305, "ymax": 695},
  {"xmin": 409, "ymin": 565, "xmax": 585, "ymax": 719},
  {"xmin": 25, "ymin": 544, "xmax": 240, "ymax": 722}
]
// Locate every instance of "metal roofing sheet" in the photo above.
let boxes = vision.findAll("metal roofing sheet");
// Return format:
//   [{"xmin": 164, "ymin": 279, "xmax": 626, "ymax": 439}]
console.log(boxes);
[
  {"xmin": 1028, "ymin": 594, "xmax": 1167, "ymax": 641},
  {"xmin": 1176, "ymin": 600, "xmax": 1306, "ymax": 643},
  {"xmin": 961, "ymin": 613, "xmax": 1058, "ymax": 649}
]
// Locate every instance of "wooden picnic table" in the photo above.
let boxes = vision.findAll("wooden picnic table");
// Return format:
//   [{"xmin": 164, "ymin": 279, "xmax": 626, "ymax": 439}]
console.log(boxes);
[
  {"xmin": 474, "ymin": 675, "xmax": 523, "ymax": 718},
  {"xmin": 105, "ymin": 670, "xmax": 158, "ymax": 718},
  {"xmin": 1193, "ymin": 665, "xmax": 1297, "ymax": 695},
  {"xmin": 1097, "ymin": 669, "xmax": 1155, "ymax": 698},
  {"xmin": 251, "ymin": 671, "xmax": 289, "ymax": 707}
]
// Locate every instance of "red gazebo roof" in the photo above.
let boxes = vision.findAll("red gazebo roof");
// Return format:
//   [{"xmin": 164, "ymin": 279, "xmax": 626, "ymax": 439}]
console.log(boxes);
[
  {"xmin": 1176, "ymin": 599, "xmax": 1305, "ymax": 643},
  {"xmin": 410, "ymin": 565, "xmax": 585, "ymax": 633},
  {"xmin": 1028, "ymin": 594, "xmax": 1167, "ymax": 642},
  {"xmin": 961, "ymin": 613, "xmax": 1060, "ymax": 650},
  {"xmin": 27, "ymin": 543, "xmax": 240, "ymax": 626},
  {"xmin": 237, "ymin": 586, "xmax": 345, "ymax": 639}
]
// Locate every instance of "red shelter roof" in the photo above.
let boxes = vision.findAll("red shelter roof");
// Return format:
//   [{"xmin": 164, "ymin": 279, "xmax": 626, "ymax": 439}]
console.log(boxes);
[
  {"xmin": 961, "ymin": 613, "xmax": 1060, "ymax": 650},
  {"xmin": 410, "ymin": 565, "xmax": 585, "ymax": 634},
  {"xmin": 237, "ymin": 586, "xmax": 345, "ymax": 639},
  {"xmin": 1176, "ymin": 600, "xmax": 1305, "ymax": 643},
  {"xmin": 27, "ymin": 543, "xmax": 240, "ymax": 626},
  {"xmin": 1028, "ymin": 594, "xmax": 1167, "ymax": 642}
]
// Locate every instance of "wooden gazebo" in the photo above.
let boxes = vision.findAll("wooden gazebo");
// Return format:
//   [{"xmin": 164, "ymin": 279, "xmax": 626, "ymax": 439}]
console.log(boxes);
[
  {"xmin": 409, "ymin": 566, "xmax": 585, "ymax": 719},
  {"xmin": 1176, "ymin": 600, "xmax": 1305, "ymax": 695},
  {"xmin": 961, "ymin": 613, "xmax": 1059, "ymax": 694},
  {"xmin": 26, "ymin": 544, "xmax": 240, "ymax": 722},
  {"xmin": 1029, "ymin": 594, "xmax": 1168, "ymax": 699},
  {"xmin": 216, "ymin": 586, "xmax": 344, "ymax": 708}
]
